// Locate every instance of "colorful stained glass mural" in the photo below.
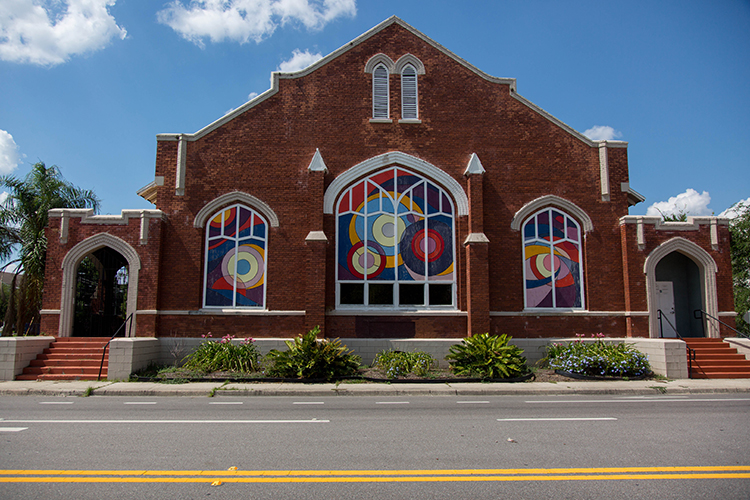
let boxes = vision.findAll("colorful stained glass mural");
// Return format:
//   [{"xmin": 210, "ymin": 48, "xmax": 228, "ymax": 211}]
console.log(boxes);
[
  {"xmin": 204, "ymin": 205, "xmax": 267, "ymax": 308},
  {"xmin": 336, "ymin": 167, "xmax": 454, "ymax": 307},
  {"xmin": 523, "ymin": 208, "xmax": 584, "ymax": 309}
]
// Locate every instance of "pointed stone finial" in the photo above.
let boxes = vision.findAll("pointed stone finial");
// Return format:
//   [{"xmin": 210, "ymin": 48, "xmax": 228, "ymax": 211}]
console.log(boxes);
[
  {"xmin": 308, "ymin": 148, "xmax": 328, "ymax": 173},
  {"xmin": 464, "ymin": 153, "xmax": 485, "ymax": 175}
]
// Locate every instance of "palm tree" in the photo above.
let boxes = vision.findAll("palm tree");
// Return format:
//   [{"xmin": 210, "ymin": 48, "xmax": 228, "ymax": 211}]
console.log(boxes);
[{"xmin": 0, "ymin": 162, "xmax": 99, "ymax": 335}]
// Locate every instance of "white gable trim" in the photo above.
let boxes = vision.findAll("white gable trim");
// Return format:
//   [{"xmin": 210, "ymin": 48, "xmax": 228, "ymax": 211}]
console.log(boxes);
[{"xmin": 323, "ymin": 151, "xmax": 469, "ymax": 216}]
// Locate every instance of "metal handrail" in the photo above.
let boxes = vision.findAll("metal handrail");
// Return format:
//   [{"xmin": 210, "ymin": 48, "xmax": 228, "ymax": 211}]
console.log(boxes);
[
  {"xmin": 97, "ymin": 313, "xmax": 134, "ymax": 381},
  {"xmin": 657, "ymin": 309, "xmax": 696, "ymax": 378},
  {"xmin": 694, "ymin": 309, "xmax": 749, "ymax": 339}
]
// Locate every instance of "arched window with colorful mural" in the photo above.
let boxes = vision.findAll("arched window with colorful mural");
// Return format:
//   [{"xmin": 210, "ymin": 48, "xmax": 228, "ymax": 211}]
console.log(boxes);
[
  {"xmin": 336, "ymin": 167, "xmax": 455, "ymax": 308},
  {"xmin": 522, "ymin": 208, "xmax": 584, "ymax": 309},
  {"xmin": 204, "ymin": 204, "xmax": 267, "ymax": 308}
]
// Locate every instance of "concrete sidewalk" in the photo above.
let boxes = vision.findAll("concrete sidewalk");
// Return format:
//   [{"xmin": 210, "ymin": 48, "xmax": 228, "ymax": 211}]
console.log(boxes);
[{"xmin": 1, "ymin": 378, "xmax": 750, "ymax": 397}]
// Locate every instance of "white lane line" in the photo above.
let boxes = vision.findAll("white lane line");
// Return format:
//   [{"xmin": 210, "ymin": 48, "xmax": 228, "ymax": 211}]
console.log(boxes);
[
  {"xmin": 498, "ymin": 417, "xmax": 617, "ymax": 422},
  {"xmin": 39, "ymin": 402, "xmax": 74, "ymax": 405},
  {"xmin": 457, "ymin": 401, "xmax": 489, "ymax": 404},
  {"xmin": 526, "ymin": 398, "xmax": 750, "ymax": 404},
  {"xmin": 0, "ymin": 419, "xmax": 329, "ymax": 424},
  {"xmin": 376, "ymin": 401, "xmax": 410, "ymax": 405},
  {"xmin": 293, "ymin": 402, "xmax": 325, "ymax": 405},
  {"xmin": 0, "ymin": 427, "xmax": 28, "ymax": 432},
  {"xmin": 209, "ymin": 402, "xmax": 243, "ymax": 405},
  {"xmin": 123, "ymin": 402, "xmax": 157, "ymax": 405}
]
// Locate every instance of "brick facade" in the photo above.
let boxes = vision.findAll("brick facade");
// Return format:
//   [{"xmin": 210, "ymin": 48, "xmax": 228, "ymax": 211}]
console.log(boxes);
[{"xmin": 40, "ymin": 17, "xmax": 735, "ymax": 341}]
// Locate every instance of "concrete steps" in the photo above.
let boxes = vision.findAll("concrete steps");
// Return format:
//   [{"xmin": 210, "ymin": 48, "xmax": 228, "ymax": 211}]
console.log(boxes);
[
  {"xmin": 16, "ymin": 337, "xmax": 110, "ymax": 381},
  {"xmin": 685, "ymin": 338, "xmax": 750, "ymax": 379}
]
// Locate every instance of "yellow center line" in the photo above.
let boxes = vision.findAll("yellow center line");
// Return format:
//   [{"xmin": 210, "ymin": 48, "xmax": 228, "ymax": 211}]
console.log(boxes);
[
  {"xmin": 1, "ymin": 473, "xmax": 750, "ymax": 484},
  {"xmin": 2, "ymin": 465, "xmax": 750, "ymax": 476}
]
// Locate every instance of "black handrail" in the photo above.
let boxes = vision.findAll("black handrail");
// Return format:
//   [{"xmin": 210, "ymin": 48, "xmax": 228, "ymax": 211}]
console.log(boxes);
[
  {"xmin": 694, "ymin": 309, "xmax": 749, "ymax": 339},
  {"xmin": 657, "ymin": 309, "xmax": 695, "ymax": 378},
  {"xmin": 97, "ymin": 313, "xmax": 134, "ymax": 381}
]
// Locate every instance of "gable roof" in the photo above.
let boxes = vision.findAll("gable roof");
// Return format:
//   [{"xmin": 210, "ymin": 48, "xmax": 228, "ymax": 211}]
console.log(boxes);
[{"xmin": 156, "ymin": 16, "xmax": 625, "ymax": 150}]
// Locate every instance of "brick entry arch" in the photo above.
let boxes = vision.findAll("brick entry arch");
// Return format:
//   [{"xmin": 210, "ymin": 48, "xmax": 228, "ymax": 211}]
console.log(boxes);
[
  {"xmin": 59, "ymin": 233, "xmax": 141, "ymax": 337},
  {"xmin": 644, "ymin": 237, "xmax": 719, "ymax": 338}
]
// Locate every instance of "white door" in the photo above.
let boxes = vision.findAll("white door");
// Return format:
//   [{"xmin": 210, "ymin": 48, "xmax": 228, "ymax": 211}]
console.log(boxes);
[{"xmin": 655, "ymin": 281, "xmax": 677, "ymax": 338}]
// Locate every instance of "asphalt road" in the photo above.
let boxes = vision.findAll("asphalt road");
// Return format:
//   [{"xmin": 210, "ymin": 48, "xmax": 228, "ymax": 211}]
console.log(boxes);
[{"xmin": 1, "ymin": 394, "xmax": 749, "ymax": 499}]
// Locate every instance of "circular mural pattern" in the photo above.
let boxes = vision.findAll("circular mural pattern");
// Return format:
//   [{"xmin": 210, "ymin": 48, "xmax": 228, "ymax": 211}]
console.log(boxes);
[
  {"xmin": 371, "ymin": 214, "xmax": 406, "ymax": 248},
  {"xmin": 399, "ymin": 220, "xmax": 452, "ymax": 277},
  {"xmin": 221, "ymin": 244, "xmax": 264, "ymax": 289},
  {"xmin": 347, "ymin": 241, "xmax": 386, "ymax": 279}
]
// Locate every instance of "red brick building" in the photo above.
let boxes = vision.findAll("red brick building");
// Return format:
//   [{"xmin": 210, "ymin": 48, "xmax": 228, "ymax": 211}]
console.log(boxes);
[{"xmin": 40, "ymin": 17, "xmax": 736, "ymax": 341}]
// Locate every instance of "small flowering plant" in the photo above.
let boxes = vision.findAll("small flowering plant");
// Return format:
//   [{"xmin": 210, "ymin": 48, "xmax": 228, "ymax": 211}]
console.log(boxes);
[
  {"xmin": 545, "ymin": 333, "xmax": 651, "ymax": 378},
  {"xmin": 182, "ymin": 332, "xmax": 260, "ymax": 373}
]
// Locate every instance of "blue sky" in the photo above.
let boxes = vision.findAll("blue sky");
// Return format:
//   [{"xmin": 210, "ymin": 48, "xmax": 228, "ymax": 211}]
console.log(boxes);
[{"xmin": 1, "ymin": 0, "xmax": 748, "ymax": 223}]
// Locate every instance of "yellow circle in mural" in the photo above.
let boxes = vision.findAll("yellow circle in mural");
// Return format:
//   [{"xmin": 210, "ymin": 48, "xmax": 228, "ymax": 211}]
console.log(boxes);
[{"xmin": 372, "ymin": 214, "xmax": 406, "ymax": 247}]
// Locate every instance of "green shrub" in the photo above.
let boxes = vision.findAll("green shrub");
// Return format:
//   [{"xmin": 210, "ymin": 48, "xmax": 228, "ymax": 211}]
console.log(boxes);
[
  {"xmin": 182, "ymin": 333, "xmax": 260, "ymax": 373},
  {"xmin": 265, "ymin": 327, "xmax": 361, "ymax": 381},
  {"xmin": 446, "ymin": 333, "xmax": 528, "ymax": 380},
  {"xmin": 545, "ymin": 334, "xmax": 651, "ymax": 377},
  {"xmin": 373, "ymin": 350, "xmax": 436, "ymax": 378}
]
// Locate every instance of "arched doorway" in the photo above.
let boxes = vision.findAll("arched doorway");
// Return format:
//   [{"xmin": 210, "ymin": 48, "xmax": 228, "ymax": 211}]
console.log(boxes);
[
  {"xmin": 59, "ymin": 233, "xmax": 140, "ymax": 337},
  {"xmin": 654, "ymin": 251, "xmax": 703, "ymax": 337},
  {"xmin": 645, "ymin": 237, "xmax": 719, "ymax": 338},
  {"xmin": 73, "ymin": 248, "xmax": 129, "ymax": 337}
]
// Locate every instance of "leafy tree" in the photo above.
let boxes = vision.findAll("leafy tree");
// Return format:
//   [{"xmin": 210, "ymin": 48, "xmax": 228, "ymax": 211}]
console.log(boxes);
[
  {"xmin": 0, "ymin": 162, "xmax": 99, "ymax": 335},
  {"xmin": 728, "ymin": 202, "xmax": 750, "ymax": 335}
]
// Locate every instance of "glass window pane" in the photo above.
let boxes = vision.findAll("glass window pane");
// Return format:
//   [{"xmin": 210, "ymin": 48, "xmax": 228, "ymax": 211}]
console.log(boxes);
[
  {"xmin": 340, "ymin": 283, "xmax": 364, "ymax": 305},
  {"xmin": 429, "ymin": 284, "xmax": 452, "ymax": 305},
  {"xmin": 369, "ymin": 283, "xmax": 394, "ymax": 305},
  {"xmin": 399, "ymin": 283, "xmax": 424, "ymax": 305}
]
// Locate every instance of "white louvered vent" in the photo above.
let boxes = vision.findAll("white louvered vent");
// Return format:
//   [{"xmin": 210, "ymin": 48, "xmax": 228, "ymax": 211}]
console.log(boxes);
[
  {"xmin": 401, "ymin": 64, "xmax": 418, "ymax": 119},
  {"xmin": 372, "ymin": 64, "xmax": 389, "ymax": 119}
]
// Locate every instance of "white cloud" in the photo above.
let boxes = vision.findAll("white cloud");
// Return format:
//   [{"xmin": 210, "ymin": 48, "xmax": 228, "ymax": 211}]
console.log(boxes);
[
  {"xmin": 0, "ymin": 192, "xmax": 8, "ymax": 205},
  {"xmin": 248, "ymin": 91, "xmax": 259, "ymax": 100},
  {"xmin": 0, "ymin": 130, "xmax": 23, "ymax": 175},
  {"xmin": 718, "ymin": 198, "xmax": 750, "ymax": 219},
  {"xmin": 277, "ymin": 48, "xmax": 322, "ymax": 72},
  {"xmin": 157, "ymin": 0, "xmax": 356, "ymax": 47},
  {"xmin": 646, "ymin": 189, "xmax": 713, "ymax": 218},
  {"xmin": 583, "ymin": 125, "xmax": 623, "ymax": 141},
  {"xmin": 0, "ymin": 0, "xmax": 127, "ymax": 66}
]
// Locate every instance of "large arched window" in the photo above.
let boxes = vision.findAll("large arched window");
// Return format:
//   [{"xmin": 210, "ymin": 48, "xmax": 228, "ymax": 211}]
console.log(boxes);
[
  {"xmin": 336, "ymin": 167, "xmax": 455, "ymax": 308},
  {"xmin": 204, "ymin": 204, "xmax": 267, "ymax": 308},
  {"xmin": 522, "ymin": 208, "xmax": 584, "ymax": 309}
]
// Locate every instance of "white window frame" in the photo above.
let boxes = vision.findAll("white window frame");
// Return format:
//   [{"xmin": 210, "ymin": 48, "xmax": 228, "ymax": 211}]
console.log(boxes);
[
  {"xmin": 203, "ymin": 204, "xmax": 268, "ymax": 309},
  {"xmin": 401, "ymin": 64, "xmax": 418, "ymax": 120},
  {"xmin": 522, "ymin": 207, "xmax": 585, "ymax": 310},
  {"xmin": 335, "ymin": 167, "xmax": 456, "ymax": 310},
  {"xmin": 372, "ymin": 63, "xmax": 390, "ymax": 119}
]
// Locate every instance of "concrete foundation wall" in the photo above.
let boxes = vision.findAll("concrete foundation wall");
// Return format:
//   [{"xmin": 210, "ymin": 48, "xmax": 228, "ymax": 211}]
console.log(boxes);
[
  {"xmin": 103, "ymin": 336, "xmax": 690, "ymax": 379},
  {"xmin": 108, "ymin": 338, "xmax": 161, "ymax": 380},
  {"xmin": 0, "ymin": 336, "xmax": 54, "ymax": 380},
  {"xmin": 724, "ymin": 338, "xmax": 750, "ymax": 360}
]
